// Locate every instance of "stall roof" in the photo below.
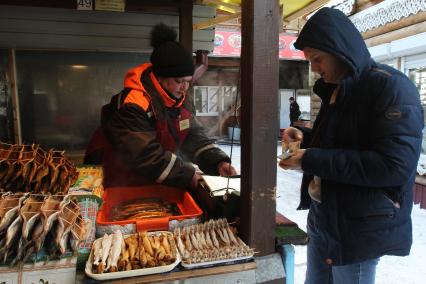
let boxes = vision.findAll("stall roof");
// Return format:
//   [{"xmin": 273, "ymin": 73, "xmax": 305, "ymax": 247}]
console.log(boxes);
[{"xmin": 194, "ymin": 0, "xmax": 330, "ymax": 29}]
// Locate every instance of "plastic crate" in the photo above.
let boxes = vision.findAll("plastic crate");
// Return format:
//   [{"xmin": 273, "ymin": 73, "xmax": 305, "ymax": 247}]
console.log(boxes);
[{"xmin": 96, "ymin": 185, "xmax": 203, "ymax": 235}]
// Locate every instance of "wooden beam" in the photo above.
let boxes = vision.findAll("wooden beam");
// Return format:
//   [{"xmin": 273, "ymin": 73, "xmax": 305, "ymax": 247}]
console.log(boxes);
[
  {"xmin": 8, "ymin": 49, "xmax": 22, "ymax": 144},
  {"xmin": 202, "ymin": 0, "xmax": 241, "ymax": 13},
  {"xmin": 0, "ymin": 0, "xmax": 181, "ymax": 13},
  {"xmin": 365, "ymin": 21, "xmax": 426, "ymax": 47},
  {"xmin": 126, "ymin": 0, "xmax": 179, "ymax": 14},
  {"xmin": 107, "ymin": 262, "xmax": 257, "ymax": 283},
  {"xmin": 362, "ymin": 11, "xmax": 426, "ymax": 40},
  {"xmin": 240, "ymin": 0, "xmax": 279, "ymax": 256},
  {"xmin": 179, "ymin": 0, "xmax": 193, "ymax": 52},
  {"xmin": 193, "ymin": 12, "xmax": 241, "ymax": 30},
  {"xmin": 284, "ymin": 0, "xmax": 330, "ymax": 23},
  {"xmin": 202, "ymin": 0, "xmax": 240, "ymax": 9},
  {"xmin": 0, "ymin": 0, "xmax": 75, "ymax": 8},
  {"xmin": 192, "ymin": 50, "xmax": 209, "ymax": 83},
  {"xmin": 208, "ymin": 57, "xmax": 240, "ymax": 67},
  {"xmin": 355, "ymin": 0, "xmax": 384, "ymax": 13}
]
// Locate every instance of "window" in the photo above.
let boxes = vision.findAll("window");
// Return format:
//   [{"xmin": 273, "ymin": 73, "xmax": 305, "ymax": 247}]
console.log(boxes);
[
  {"xmin": 408, "ymin": 66, "xmax": 426, "ymax": 153},
  {"xmin": 408, "ymin": 66, "xmax": 426, "ymax": 122},
  {"xmin": 193, "ymin": 86, "xmax": 219, "ymax": 116},
  {"xmin": 296, "ymin": 89, "xmax": 311, "ymax": 120},
  {"xmin": 15, "ymin": 50, "xmax": 149, "ymax": 151},
  {"xmin": 222, "ymin": 86, "xmax": 238, "ymax": 112},
  {"xmin": 193, "ymin": 86, "xmax": 239, "ymax": 117}
]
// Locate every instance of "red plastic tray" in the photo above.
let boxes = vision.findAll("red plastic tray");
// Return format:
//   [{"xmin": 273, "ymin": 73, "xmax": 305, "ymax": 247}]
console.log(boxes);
[{"xmin": 96, "ymin": 185, "xmax": 203, "ymax": 232}]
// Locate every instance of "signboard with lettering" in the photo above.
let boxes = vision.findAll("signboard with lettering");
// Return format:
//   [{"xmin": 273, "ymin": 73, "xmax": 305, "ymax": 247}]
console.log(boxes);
[
  {"xmin": 95, "ymin": 0, "xmax": 125, "ymax": 12},
  {"xmin": 213, "ymin": 31, "xmax": 305, "ymax": 60}
]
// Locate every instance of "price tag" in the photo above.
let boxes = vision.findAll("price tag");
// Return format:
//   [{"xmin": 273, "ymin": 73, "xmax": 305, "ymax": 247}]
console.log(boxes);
[
  {"xmin": 95, "ymin": 0, "xmax": 125, "ymax": 12},
  {"xmin": 77, "ymin": 0, "xmax": 93, "ymax": 10}
]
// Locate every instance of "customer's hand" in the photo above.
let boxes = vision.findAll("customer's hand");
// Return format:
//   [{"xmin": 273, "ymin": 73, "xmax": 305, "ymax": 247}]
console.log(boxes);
[
  {"xmin": 279, "ymin": 149, "xmax": 305, "ymax": 170},
  {"xmin": 217, "ymin": 161, "xmax": 237, "ymax": 177},
  {"xmin": 282, "ymin": 127, "xmax": 303, "ymax": 144},
  {"xmin": 190, "ymin": 172, "xmax": 203, "ymax": 189}
]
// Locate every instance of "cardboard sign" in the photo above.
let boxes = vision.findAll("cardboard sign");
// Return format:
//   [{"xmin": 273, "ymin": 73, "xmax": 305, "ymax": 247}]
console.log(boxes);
[{"xmin": 95, "ymin": 0, "xmax": 125, "ymax": 12}]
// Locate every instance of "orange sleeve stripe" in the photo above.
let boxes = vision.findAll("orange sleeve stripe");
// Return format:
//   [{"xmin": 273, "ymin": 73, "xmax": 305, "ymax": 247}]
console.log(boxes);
[{"xmin": 123, "ymin": 90, "xmax": 150, "ymax": 111}]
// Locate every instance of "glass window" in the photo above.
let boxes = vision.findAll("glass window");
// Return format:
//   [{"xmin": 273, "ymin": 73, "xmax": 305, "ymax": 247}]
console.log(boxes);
[
  {"xmin": 222, "ymin": 86, "xmax": 238, "ymax": 112},
  {"xmin": 15, "ymin": 50, "xmax": 149, "ymax": 151},
  {"xmin": 193, "ymin": 86, "xmax": 220, "ymax": 116},
  {"xmin": 408, "ymin": 67, "xmax": 426, "ymax": 123},
  {"xmin": 408, "ymin": 66, "xmax": 426, "ymax": 153},
  {"xmin": 296, "ymin": 89, "xmax": 311, "ymax": 120}
]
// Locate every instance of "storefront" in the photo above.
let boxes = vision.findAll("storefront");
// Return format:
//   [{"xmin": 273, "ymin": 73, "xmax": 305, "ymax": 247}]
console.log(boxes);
[
  {"xmin": 0, "ymin": 1, "xmax": 297, "ymax": 283},
  {"xmin": 192, "ymin": 29, "xmax": 309, "ymax": 139}
]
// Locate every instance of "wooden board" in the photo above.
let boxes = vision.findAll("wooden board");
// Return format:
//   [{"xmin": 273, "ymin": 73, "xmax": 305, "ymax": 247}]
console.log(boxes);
[{"xmin": 104, "ymin": 262, "xmax": 257, "ymax": 283}]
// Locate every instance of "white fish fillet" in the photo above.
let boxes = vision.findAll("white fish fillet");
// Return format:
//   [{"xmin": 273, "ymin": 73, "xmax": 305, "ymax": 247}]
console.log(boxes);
[
  {"xmin": 99, "ymin": 233, "xmax": 113, "ymax": 271},
  {"xmin": 92, "ymin": 238, "xmax": 102, "ymax": 266},
  {"xmin": 107, "ymin": 230, "xmax": 124, "ymax": 271}
]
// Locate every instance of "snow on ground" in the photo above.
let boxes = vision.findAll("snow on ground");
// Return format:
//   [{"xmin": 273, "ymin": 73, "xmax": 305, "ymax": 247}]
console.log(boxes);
[{"xmin": 218, "ymin": 144, "xmax": 426, "ymax": 284}]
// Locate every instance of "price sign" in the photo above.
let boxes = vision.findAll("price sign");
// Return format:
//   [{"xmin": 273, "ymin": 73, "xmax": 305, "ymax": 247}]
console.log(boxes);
[{"xmin": 77, "ymin": 0, "xmax": 93, "ymax": 10}]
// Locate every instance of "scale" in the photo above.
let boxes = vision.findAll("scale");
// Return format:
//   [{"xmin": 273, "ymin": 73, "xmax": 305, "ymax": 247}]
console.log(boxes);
[{"xmin": 192, "ymin": 75, "xmax": 241, "ymax": 221}]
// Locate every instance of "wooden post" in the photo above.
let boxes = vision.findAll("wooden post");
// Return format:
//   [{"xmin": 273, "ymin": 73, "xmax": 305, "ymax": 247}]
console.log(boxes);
[
  {"xmin": 8, "ymin": 48, "xmax": 22, "ymax": 144},
  {"xmin": 193, "ymin": 50, "xmax": 209, "ymax": 83},
  {"xmin": 240, "ymin": 0, "xmax": 280, "ymax": 255},
  {"xmin": 179, "ymin": 0, "xmax": 193, "ymax": 53}
]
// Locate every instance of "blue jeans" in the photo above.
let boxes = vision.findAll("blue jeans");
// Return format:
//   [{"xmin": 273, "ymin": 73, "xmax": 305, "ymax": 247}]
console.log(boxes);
[{"xmin": 305, "ymin": 203, "xmax": 380, "ymax": 284}]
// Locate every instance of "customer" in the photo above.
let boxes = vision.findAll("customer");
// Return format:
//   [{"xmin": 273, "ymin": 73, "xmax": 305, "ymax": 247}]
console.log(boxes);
[
  {"xmin": 279, "ymin": 7, "xmax": 423, "ymax": 284},
  {"xmin": 289, "ymin": 96, "xmax": 301, "ymax": 126},
  {"xmin": 96, "ymin": 23, "xmax": 236, "ymax": 188}
]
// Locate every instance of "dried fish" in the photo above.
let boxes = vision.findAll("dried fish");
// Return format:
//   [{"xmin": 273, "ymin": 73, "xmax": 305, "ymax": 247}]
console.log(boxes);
[
  {"xmin": 0, "ymin": 215, "xmax": 22, "ymax": 263},
  {"xmin": 98, "ymin": 233, "xmax": 113, "ymax": 273},
  {"xmin": 107, "ymin": 230, "xmax": 124, "ymax": 272}
]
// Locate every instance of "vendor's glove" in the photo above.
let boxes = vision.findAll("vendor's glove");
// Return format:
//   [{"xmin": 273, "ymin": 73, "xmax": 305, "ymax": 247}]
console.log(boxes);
[
  {"xmin": 190, "ymin": 172, "xmax": 203, "ymax": 189},
  {"xmin": 217, "ymin": 161, "xmax": 237, "ymax": 177}
]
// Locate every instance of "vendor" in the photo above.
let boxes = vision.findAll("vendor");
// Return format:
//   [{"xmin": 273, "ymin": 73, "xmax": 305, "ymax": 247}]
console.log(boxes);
[{"xmin": 86, "ymin": 23, "xmax": 236, "ymax": 188}]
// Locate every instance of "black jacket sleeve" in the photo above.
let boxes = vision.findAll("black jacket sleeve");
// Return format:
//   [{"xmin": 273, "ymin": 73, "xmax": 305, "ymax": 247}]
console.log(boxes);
[
  {"xmin": 104, "ymin": 103, "xmax": 195, "ymax": 188},
  {"xmin": 301, "ymin": 73, "xmax": 423, "ymax": 187},
  {"xmin": 180, "ymin": 116, "xmax": 231, "ymax": 175}
]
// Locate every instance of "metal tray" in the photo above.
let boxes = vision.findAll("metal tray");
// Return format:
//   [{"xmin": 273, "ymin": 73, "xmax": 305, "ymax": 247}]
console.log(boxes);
[
  {"xmin": 85, "ymin": 231, "xmax": 181, "ymax": 280},
  {"xmin": 181, "ymin": 253, "xmax": 254, "ymax": 269}
]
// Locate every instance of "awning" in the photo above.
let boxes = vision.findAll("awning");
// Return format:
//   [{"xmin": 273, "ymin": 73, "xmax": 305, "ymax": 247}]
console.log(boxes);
[{"xmin": 194, "ymin": 0, "xmax": 330, "ymax": 30}]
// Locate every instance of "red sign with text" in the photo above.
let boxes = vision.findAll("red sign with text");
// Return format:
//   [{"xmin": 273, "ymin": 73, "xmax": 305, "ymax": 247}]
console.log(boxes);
[{"xmin": 212, "ymin": 31, "xmax": 305, "ymax": 60}]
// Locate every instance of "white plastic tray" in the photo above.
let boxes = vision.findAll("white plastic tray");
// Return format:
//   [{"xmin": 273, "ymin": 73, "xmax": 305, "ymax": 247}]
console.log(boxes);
[
  {"xmin": 181, "ymin": 253, "xmax": 254, "ymax": 269},
  {"xmin": 85, "ymin": 231, "xmax": 181, "ymax": 280}
]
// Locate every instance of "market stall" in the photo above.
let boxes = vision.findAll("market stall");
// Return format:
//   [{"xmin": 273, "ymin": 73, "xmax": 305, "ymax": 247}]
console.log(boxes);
[{"xmin": 0, "ymin": 0, "xmax": 324, "ymax": 283}]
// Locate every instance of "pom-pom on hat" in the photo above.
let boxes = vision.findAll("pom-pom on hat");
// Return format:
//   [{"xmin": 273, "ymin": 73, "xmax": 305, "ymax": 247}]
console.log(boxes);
[{"xmin": 150, "ymin": 23, "xmax": 194, "ymax": 78}]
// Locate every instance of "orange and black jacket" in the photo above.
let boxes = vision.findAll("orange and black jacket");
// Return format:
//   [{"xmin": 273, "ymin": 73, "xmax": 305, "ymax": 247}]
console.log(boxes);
[{"xmin": 101, "ymin": 63, "xmax": 230, "ymax": 188}]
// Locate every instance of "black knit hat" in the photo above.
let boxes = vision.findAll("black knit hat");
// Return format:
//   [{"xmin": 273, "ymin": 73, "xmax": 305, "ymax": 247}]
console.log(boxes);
[{"xmin": 150, "ymin": 23, "xmax": 194, "ymax": 77}]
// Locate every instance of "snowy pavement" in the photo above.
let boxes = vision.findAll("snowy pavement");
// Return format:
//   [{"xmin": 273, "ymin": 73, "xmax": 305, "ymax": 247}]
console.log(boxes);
[{"xmin": 218, "ymin": 144, "xmax": 426, "ymax": 284}]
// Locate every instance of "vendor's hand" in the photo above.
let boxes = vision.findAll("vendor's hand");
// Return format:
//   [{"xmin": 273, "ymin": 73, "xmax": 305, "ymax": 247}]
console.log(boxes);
[
  {"xmin": 217, "ymin": 161, "xmax": 237, "ymax": 177},
  {"xmin": 282, "ymin": 127, "xmax": 303, "ymax": 144},
  {"xmin": 279, "ymin": 149, "xmax": 305, "ymax": 170},
  {"xmin": 190, "ymin": 172, "xmax": 203, "ymax": 189}
]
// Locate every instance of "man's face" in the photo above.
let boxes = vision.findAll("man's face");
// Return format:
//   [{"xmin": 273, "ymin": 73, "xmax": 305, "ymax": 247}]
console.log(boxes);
[
  {"xmin": 158, "ymin": 76, "xmax": 192, "ymax": 98},
  {"xmin": 303, "ymin": 47, "xmax": 348, "ymax": 84}
]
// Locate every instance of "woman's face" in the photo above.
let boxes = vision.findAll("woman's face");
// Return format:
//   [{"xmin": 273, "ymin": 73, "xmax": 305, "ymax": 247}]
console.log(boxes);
[
  {"xmin": 158, "ymin": 76, "xmax": 192, "ymax": 98},
  {"xmin": 303, "ymin": 47, "xmax": 348, "ymax": 84}
]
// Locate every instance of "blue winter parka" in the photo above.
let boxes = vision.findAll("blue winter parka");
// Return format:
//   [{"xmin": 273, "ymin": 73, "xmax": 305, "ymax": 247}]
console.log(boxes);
[{"xmin": 294, "ymin": 8, "xmax": 424, "ymax": 265}]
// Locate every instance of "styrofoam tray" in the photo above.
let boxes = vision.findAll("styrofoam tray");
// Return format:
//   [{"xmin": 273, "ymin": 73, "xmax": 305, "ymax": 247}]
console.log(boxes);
[
  {"xmin": 85, "ymin": 231, "xmax": 181, "ymax": 280},
  {"xmin": 181, "ymin": 253, "xmax": 254, "ymax": 269}
]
